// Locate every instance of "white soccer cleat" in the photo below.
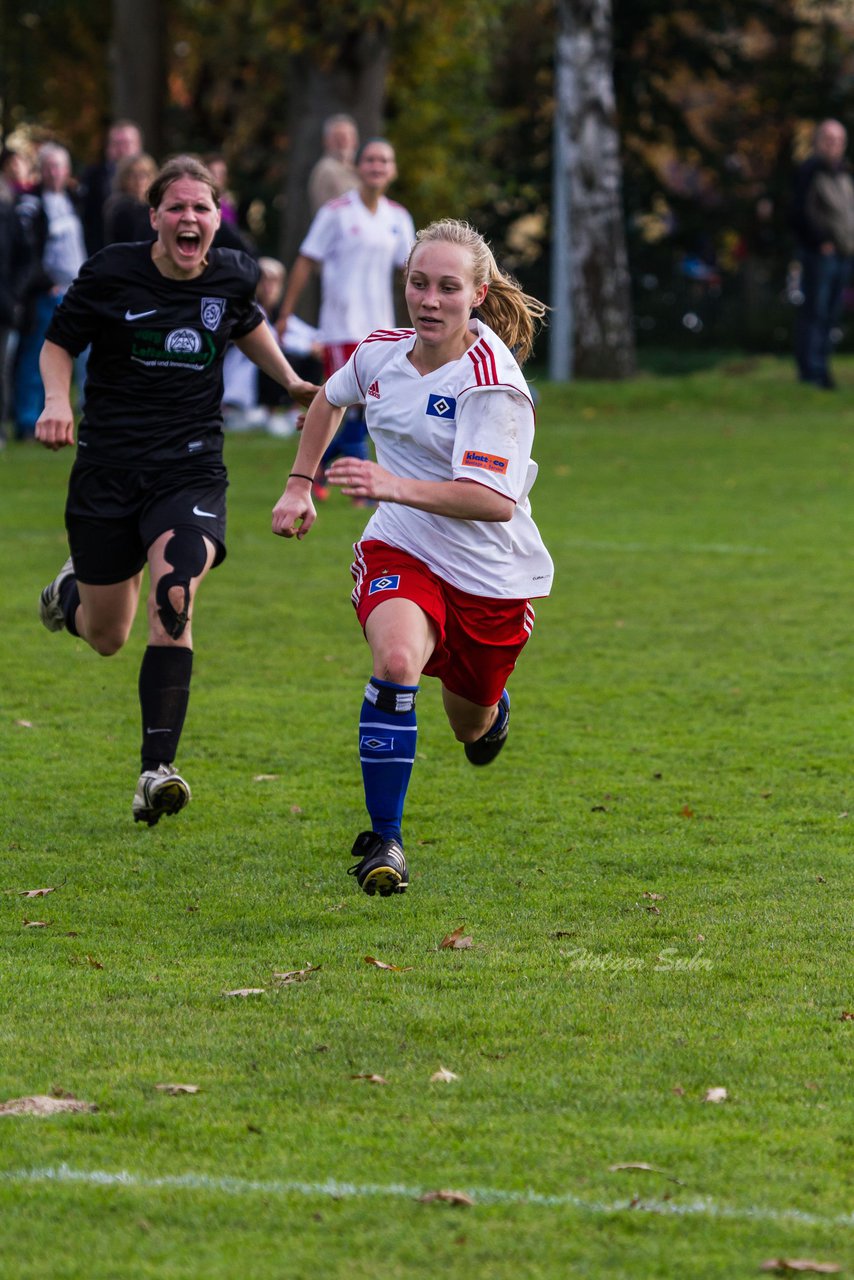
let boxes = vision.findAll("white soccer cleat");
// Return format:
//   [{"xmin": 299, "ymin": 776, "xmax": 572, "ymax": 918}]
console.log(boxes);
[
  {"xmin": 39, "ymin": 555, "xmax": 75, "ymax": 632},
  {"xmin": 132, "ymin": 764, "xmax": 191, "ymax": 826}
]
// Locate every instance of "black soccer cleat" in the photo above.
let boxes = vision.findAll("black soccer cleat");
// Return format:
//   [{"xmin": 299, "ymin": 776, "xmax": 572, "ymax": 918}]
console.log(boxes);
[
  {"xmin": 464, "ymin": 689, "xmax": 510, "ymax": 766},
  {"xmin": 347, "ymin": 831, "xmax": 408, "ymax": 896}
]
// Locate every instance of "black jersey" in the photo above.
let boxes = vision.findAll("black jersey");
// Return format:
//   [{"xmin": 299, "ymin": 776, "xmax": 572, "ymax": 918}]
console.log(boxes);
[{"xmin": 46, "ymin": 242, "xmax": 264, "ymax": 467}]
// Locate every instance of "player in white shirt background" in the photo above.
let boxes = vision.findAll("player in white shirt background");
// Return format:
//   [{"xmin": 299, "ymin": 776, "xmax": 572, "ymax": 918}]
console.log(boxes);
[
  {"xmin": 276, "ymin": 138, "xmax": 415, "ymax": 498},
  {"xmin": 272, "ymin": 218, "xmax": 552, "ymax": 898}
]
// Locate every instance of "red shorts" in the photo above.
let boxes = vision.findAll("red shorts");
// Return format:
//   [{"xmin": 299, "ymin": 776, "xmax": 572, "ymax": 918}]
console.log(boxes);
[
  {"xmin": 350, "ymin": 540, "xmax": 535, "ymax": 706},
  {"xmin": 324, "ymin": 342, "xmax": 358, "ymax": 380}
]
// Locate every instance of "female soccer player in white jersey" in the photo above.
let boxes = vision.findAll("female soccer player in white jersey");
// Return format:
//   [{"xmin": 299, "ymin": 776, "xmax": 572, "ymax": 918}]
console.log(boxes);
[
  {"xmin": 36, "ymin": 156, "xmax": 318, "ymax": 826},
  {"xmin": 275, "ymin": 139, "xmax": 415, "ymax": 498},
  {"xmin": 272, "ymin": 219, "xmax": 552, "ymax": 896}
]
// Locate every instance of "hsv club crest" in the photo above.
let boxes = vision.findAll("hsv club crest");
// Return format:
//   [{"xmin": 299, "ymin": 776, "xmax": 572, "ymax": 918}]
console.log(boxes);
[{"xmin": 201, "ymin": 297, "xmax": 226, "ymax": 331}]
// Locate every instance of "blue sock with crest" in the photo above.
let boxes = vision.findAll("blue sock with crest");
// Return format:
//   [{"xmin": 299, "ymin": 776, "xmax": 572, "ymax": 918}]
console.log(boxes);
[{"xmin": 359, "ymin": 676, "xmax": 418, "ymax": 844}]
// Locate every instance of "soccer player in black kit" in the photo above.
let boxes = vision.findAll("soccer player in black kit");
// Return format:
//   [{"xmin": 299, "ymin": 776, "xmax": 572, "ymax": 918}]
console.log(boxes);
[{"xmin": 35, "ymin": 156, "xmax": 318, "ymax": 825}]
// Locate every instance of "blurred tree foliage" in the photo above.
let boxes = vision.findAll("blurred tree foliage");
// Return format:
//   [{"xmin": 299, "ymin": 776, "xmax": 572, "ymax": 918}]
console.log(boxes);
[
  {"xmin": 0, "ymin": 0, "xmax": 550, "ymax": 277},
  {"xmin": 6, "ymin": 0, "xmax": 854, "ymax": 348}
]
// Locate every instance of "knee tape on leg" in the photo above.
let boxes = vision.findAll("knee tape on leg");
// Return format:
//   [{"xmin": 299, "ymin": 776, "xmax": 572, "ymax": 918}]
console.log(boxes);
[{"xmin": 155, "ymin": 530, "xmax": 207, "ymax": 639}]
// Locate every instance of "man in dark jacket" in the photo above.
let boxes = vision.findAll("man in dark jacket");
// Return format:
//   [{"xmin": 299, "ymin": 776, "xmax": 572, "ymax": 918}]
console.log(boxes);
[
  {"xmin": 0, "ymin": 187, "xmax": 30, "ymax": 440},
  {"xmin": 792, "ymin": 119, "xmax": 854, "ymax": 389},
  {"xmin": 79, "ymin": 120, "xmax": 142, "ymax": 256}
]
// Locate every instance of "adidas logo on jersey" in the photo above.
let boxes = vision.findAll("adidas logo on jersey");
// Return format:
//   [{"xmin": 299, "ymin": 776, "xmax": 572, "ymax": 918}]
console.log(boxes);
[{"xmin": 367, "ymin": 380, "xmax": 381, "ymax": 399}]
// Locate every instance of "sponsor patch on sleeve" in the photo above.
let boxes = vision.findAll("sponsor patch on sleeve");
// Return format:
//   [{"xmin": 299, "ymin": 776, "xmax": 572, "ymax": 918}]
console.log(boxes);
[
  {"xmin": 461, "ymin": 449, "xmax": 509, "ymax": 475},
  {"xmin": 368, "ymin": 574, "xmax": 400, "ymax": 595}
]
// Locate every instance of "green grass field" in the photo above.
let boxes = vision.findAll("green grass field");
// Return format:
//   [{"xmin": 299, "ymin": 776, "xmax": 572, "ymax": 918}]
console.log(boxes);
[{"xmin": 1, "ymin": 354, "xmax": 852, "ymax": 1278}]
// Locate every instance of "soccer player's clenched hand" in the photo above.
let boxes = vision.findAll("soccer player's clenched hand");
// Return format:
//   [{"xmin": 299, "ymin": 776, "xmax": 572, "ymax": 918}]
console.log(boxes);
[
  {"xmin": 35, "ymin": 400, "xmax": 75, "ymax": 451},
  {"xmin": 272, "ymin": 488, "xmax": 316, "ymax": 540},
  {"xmin": 286, "ymin": 380, "xmax": 321, "ymax": 409}
]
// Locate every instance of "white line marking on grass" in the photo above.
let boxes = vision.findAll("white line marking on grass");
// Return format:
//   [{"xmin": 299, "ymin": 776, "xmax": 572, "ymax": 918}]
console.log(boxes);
[{"xmin": 3, "ymin": 1166, "xmax": 853, "ymax": 1229}]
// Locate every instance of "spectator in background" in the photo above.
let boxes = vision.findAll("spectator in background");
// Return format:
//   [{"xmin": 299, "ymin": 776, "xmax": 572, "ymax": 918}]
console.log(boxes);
[
  {"xmin": 103, "ymin": 153, "xmax": 159, "ymax": 244},
  {"xmin": 205, "ymin": 154, "xmax": 239, "ymax": 226},
  {"xmin": 277, "ymin": 138, "xmax": 415, "ymax": 498},
  {"xmin": 308, "ymin": 114, "xmax": 359, "ymax": 213},
  {"xmin": 0, "ymin": 146, "xmax": 33, "ymax": 200},
  {"xmin": 0, "ymin": 153, "xmax": 31, "ymax": 441},
  {"xmin": 791, "ymin": 118, "xmax": 854, "ymax": 390},
  {"xmin": 14, "ymin": 143, "xmax": 87, "ymax": 440},
  {"xmin": 223, "ymin": 256, "xmax": 322, "ymax": 432},
  {"xmin": 79, "ymin": 120, "xmax": 143, "ymax": 255},
  {"xmin": 202, "ymin": 154, "xmax": 254, "ymax": 255}
]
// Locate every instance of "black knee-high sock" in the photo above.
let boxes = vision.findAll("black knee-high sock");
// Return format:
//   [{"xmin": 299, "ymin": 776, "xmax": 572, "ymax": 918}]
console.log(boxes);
[
  {"xmin": 139, "ymin": 645, "xmax": 194, "ymax": 770},
  {"xmin": 59, "ymin": 576, "xmax": 80, "ymax": 636}
]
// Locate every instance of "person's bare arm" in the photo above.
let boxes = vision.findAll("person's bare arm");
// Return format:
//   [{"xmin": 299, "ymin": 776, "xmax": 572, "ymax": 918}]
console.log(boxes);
[
  {"xmin": 327, "ymin": 457, "xmax": 514, "ymax": 522},
  {"xmin": 271, "ymin": 390, "xmax": 347, "ymax": 540},
  {"xmin": 234, "ymin": 323, "xmax": 319, "ymax": 407},
  {"xmin": 35, "ymin": 341, "xmax": 75, "ymax": 451},
  {"xmin": 274, "ymin": 255, "xmax": 316, "ymax": 338}
]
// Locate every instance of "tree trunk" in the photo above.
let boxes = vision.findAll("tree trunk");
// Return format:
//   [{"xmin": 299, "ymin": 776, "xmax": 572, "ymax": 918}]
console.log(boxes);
[
  {"xmin": 553, "ymin": 0, "xmax": 635, "ymax": 378},
  {"xmin": 111, "ymin": 0, "xmax": 166, "ymax": 157},
  {"xmin": 281, "ymin": 25, "xmax": 390, "ymax": 270}
]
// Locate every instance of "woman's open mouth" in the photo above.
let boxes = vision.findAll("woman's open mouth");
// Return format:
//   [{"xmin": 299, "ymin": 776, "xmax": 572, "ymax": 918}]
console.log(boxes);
[{"xmin": 177, "ymin": 230, "xmax": 201, "ymax": 256}]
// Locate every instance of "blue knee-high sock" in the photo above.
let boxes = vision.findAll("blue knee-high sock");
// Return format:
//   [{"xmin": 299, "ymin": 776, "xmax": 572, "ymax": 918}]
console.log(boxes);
[{"xmin": 359, "ymin": 676, "xmax": 418, "ymax": 845}]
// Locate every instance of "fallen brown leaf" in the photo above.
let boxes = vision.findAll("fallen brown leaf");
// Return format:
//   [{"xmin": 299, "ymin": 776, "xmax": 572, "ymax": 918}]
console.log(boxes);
[
  {"xmin": 760, "ymin": 1261, "xmax": 841, "ymax": 1274},
  {"xmin": 704, "ymin": 1086, "xmax": 728, "ymax": 1103},
  {"xmin": 418, "ymin": 1189, "xmax": 475, "ymax": 1206},
  {"xmin": 364, "ymin": 955, "xmax": 413, "ymax": 972},
  {"xmin": 0, "ymin": 1094, "xmax": 97, "ymax": 1116},
  {"xmin": 642, "ymin": 892, "xmax": 665, "ymax": 901},
  {"xmin": 680, "ymin": 805, "xmax": 695, "ymax": 818},
  {"xmin": 252, "ymin": 773, "xmax": 279, "ymax": 782},
  {"xmin": 155, "ymin": 1083, "xmax": 199, "ymax": 1095},
  {"xmin": 351, "ymin": 1074, "xmax": 388, "ymax": 1085},
  {"xmin": 271, "ymin": 965, "xmax": 321, "ymax": 984},
  {"xmin": 86, "ymin": 955, "xmax": 104, "ymax": 969},
  {"xmin": 430, "ymin": 1066, "xmax": 460, "ymax": 1083},
  {"xmin": 839, "ymin": 1011, "xmax": 854, "ymax": 1021},
  {"xmin": 19, "ymin": 888, "xmax": 54, "ymax": 898},
  {"xmin": 23, "ymin": 919, "xmax": 50, "ymax": 928},
  {"xmin": 440, "ymin": 925, "xmax": 473, "ymax": 950},
  {"xmin": 223, "ymin": 988, "xmax": 265, "ymax": 997},
  {"xmin": 15, "ymin": 719, "xmax": 33, "ymax": 728}
]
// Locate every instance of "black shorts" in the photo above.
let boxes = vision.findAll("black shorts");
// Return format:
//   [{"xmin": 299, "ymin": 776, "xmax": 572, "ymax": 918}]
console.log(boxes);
[{"xmin": 65, "ymin": 458, "xmax": 228, "ymax": 585}]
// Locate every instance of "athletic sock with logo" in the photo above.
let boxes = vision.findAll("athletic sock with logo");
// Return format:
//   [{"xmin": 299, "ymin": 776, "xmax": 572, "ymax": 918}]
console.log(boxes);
[
  {"xmin": 488, "ymin": 690, "xmax": 510, "ymax": 737},
  {"xmin": 359, "ymin": 676, "xmax": 418, "ymax": 844},
  {"xmin": 139, "ymin": 645, "xmax": 193, "ymax": 771}
]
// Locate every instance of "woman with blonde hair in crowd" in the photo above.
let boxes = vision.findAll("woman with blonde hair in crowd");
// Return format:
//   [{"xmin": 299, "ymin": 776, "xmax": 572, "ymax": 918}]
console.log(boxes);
[{"xmin": 103, "ymin": 152, "xmax": 159, "ymax": 244}]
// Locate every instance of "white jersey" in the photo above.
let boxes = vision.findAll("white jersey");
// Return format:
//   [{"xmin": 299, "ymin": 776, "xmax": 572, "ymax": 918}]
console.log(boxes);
[
  {"xmin": 300, "ymin": 189, "xmax": 415, "ymax": 345},
  {"xmin": 325, "ymin": 320, "xmax": 554, "ymax": 600}
]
